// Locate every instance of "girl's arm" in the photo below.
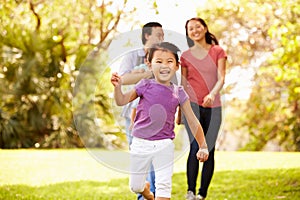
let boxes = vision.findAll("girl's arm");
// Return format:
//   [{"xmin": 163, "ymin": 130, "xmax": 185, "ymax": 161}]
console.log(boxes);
[
  {"xmin": 111, "ymin": 72, "xmax": 138, "ymax": 106},
  {"xmin": 175, "ymin": 66, "xmax": 188, "ymax": 124},
  {"xmin": 202, "ymin": 57, "xmax": 226, "ymax": 107},
  {"xmin": 180, "ymin": 100, "xmax": 209, "ymax": 162}
]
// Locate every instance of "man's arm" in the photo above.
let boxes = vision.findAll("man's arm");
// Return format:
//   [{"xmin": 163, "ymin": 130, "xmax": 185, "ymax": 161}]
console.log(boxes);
[
  {"xmin": 121, "ymin": 71, "xmax": 153, "ymax": 85},
  {"xmin": 119, "ymin": 49, "xmax": 153, "ymax": 85}
]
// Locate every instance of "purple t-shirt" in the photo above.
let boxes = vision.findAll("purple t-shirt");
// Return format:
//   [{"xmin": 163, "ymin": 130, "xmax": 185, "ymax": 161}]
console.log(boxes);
[{"xmin": 132, "ymin": 79, "xmax": 189, "ymax": 140}]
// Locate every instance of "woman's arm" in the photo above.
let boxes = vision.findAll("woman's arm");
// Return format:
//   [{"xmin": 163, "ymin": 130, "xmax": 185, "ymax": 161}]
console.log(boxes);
[
  {"xmin": 111, "ymin": 72, "xmax": 138, "ymax": 106},
  {"xmin": 202, "ymin": 57, "xmax": 226, "ymax": 107},
  {"xmin": 181, "ymin": 67, "xmax": 188, "ymax": 90}
]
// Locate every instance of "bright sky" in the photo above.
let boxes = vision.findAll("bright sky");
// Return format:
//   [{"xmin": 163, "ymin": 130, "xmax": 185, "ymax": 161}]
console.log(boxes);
[
  {"xmin": 132, "ymin": 0, "xmax": 207, "ymax": 35},
  {"xmin": 108, "ymin": 0, "xmax": 207, "ymax": 69}
]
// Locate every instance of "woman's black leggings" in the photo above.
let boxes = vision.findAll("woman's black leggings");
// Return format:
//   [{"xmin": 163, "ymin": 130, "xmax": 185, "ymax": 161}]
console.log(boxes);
[{"xmin": 184, "ymin": 103, "xmax": 222, "ymax": 197}]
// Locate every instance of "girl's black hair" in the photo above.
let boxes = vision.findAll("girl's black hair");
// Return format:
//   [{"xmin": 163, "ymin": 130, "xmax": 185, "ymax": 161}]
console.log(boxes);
[
  {"xmin": 147, "ymin": 42, "xmax": 180, "ymax": 64},
  {"xmin": 185, "ymin": 17, "xmax": 219, "ymax": 47}
]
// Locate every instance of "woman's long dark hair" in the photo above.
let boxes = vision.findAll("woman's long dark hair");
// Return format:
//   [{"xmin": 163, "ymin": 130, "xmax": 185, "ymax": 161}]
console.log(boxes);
[{"xmin": 185, "ymin": 17, "xmax": 219, "ymax": 47}]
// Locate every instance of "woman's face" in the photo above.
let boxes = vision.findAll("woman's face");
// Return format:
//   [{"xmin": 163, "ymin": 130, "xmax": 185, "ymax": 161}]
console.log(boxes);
[{"xmin": 187, "ymin": 20, "xmax": 207, "ymax": 42}]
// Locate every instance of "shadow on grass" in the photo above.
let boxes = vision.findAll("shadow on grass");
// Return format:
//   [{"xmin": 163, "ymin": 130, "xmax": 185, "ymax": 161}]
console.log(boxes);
[{"xmin": 1, "ymin": 168, "xmax": 299, "ymax": 200}]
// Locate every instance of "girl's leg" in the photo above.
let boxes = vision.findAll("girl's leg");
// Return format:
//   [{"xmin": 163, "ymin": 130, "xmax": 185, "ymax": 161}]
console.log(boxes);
[
  {"xmin": 152, "ymin": 139, "xmax": 174, "ymax": 199},
  {"xmin": 130, "ymin": 138, "xmax": 153, "ymax": 199},
  {"xmin": 141, "ymin": 182, "xmax": 154, "ymax": 200},
  {"xmin": 129, "ymin": 156, "xmax": 151, "ymax": 195}
]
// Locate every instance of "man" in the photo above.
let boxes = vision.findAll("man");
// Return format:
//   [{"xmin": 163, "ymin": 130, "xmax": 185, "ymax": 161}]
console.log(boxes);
[{"xmin": 118, "ymin": 22, "xmax": 164, "ymax": 200}]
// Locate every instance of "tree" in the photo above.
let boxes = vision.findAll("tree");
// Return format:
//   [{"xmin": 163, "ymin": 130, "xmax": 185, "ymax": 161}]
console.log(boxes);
[
  {"xmin": 196, "ymin": 0, "xmax": 300, "ymax": 151},
  {"xmin": 244, "ymin": 0, "xmax": 300, "ymax": 151},
  {"xmin": 0, "ymin": 0, "xmax": 136, "ymax": 148}
]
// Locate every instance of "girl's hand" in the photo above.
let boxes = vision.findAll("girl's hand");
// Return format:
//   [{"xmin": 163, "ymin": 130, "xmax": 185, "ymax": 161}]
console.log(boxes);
[
  {"xmin": 202, "ymin": 93, "xmax": 215, "ymax": 107},
  {"xmin": 196, "ymin": 147, "xmax": 209, "ymax": 162},
  {"xmin": 111, "ymin": 72, "xmax": 121, "ymax": 87}
]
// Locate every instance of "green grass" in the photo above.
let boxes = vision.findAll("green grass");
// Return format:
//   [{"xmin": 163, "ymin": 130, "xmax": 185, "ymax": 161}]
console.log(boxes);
[{"xmin": 0, "ymin": 150, "xmax": 300, "ymax": 199}]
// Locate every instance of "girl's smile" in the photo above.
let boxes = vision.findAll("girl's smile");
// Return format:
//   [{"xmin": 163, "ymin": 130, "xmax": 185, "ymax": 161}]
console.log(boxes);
[{"xmin": 150, "ymin": 50, "xmax": 179, "ymax": 85}]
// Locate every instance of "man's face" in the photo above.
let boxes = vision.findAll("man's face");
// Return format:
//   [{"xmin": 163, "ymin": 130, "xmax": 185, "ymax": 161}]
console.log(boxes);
[{"xmin": 146, "ymin": 27, "xmax": 164, "ymax": 46}]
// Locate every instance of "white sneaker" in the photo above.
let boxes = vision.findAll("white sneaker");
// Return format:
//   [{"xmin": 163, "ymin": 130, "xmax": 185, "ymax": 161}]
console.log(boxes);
[
  {"xmin": 195, "ymin": 194, "xmax": 205, "ymax": 200},
  {"xmin": 186, "ymin": 191, "xmax": 196, "ymax": 200}
]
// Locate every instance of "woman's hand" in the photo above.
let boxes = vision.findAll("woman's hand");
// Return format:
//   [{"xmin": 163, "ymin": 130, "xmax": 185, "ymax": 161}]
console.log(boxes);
[{"xmin": 202, "ymin": 93, "xmax": 215, "ymax": 107}]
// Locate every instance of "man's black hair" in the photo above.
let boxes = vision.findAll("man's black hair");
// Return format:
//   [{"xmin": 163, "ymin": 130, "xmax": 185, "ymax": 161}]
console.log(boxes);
[{"xmin": 142, "ymin": 22, "xmax": 162, "ymax": 45}]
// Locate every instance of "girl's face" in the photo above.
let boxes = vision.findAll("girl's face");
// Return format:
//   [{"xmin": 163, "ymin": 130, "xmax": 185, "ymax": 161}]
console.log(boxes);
[
  {"xmin": 150, "ymin": 50, "xmax": 178, "ymax": 85},
  {"xmin": 187, "ymin": 20, "xmax": 207, "ymax": 42}
]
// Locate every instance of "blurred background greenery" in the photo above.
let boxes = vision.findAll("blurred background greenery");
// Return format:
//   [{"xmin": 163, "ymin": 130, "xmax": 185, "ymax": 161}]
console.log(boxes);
[{"xmin": 0, "ymin": 0, "xmax": 299, "ymax": 151}]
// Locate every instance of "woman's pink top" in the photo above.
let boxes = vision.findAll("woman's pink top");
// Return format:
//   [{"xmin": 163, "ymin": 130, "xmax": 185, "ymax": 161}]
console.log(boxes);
[{"xmin": 180, "ymin": 45, "xmax": 227, "ymax": 107}]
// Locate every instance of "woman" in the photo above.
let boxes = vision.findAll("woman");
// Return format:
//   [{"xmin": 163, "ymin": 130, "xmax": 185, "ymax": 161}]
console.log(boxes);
[{"xmin": 179, "ymin": 17, "xmax": 227, "ymax": 200}]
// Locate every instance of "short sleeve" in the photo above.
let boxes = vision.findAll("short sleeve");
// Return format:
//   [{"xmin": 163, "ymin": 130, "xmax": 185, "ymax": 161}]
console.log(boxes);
[
  {"xmin": 180, "ymin": 52, "xmax": 188, "ymax": 69},
  {"xmin": 216, "ymin": 45, "xmax": 227, "ymax": 60},
  {"xmin": 135, "ymin": 79, "xmax": 150, "ymax": 97},
  {"xmin": 131, "ymin": 98, "xmax": 140, "ymax": 108},
  {"xmin": 178, "ymin": 86, "xmax": 189, "ymax": 105},
  {"xmin": 118, "ymin": 52, "xmax": 136, "ymax": 76},
  {"xmin": 118, "ymin": 49, "xmax": 145, "ymax": 76}
]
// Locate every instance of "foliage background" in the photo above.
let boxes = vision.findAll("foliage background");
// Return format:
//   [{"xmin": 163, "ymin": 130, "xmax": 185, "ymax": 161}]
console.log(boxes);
[{"xmin": 0, "ymin": 0, "xmax": 299, "ymax": 151}]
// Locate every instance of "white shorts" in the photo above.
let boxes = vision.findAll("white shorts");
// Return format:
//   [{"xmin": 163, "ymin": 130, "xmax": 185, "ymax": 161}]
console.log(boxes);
[{"xmin": 129, "ymin": 137, "xmax": 174, "ymax": 198}]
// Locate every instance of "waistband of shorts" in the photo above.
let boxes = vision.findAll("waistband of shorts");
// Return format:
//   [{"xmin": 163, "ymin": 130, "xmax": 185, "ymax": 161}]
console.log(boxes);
[{"xmin": 133, "ymin": 137, "xmax": 172, "ymax": 144}]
